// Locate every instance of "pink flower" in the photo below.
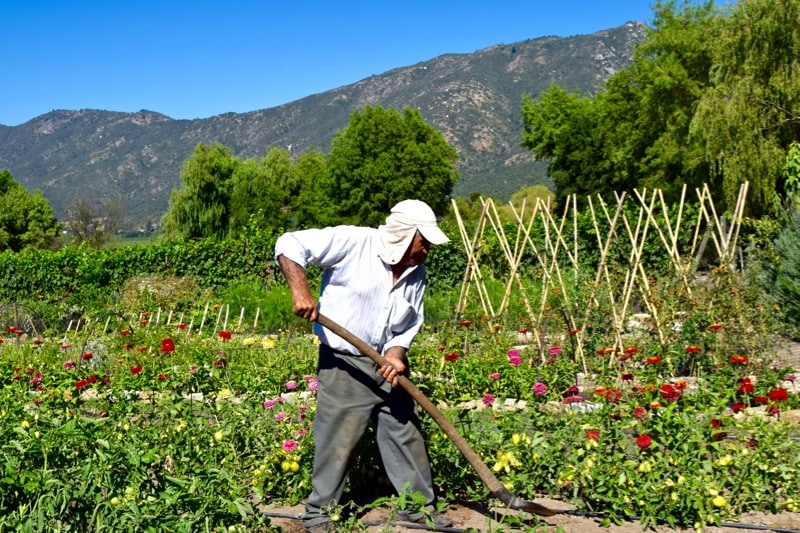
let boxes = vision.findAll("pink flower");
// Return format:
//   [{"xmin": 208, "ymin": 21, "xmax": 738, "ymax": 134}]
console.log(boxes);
[
  {"xmin": 548, "ymin": 346, "xmax": 562, "ymax": 356},
  {"xmin": 282, "ymin": 439, "xmax": 298, "ymax": 453},
  {"xmin": 294, "ymin": 427, "xmax": 308, "ymax": 439},
  {"xmin": 507, "ymin": 351, "xmax": 523, "ymax": 366},
  {"xmin": 274, "ymin": 412, "xmax": 288, "ymax": 422},
  {"xmin": 263, "ymin": 399, "xmax": 277, "ymax": 410},
  {"xmin": 63, "ymin": 360, "xmax": 76, "ymax": 370},
  {"xmin": 532, "ymin": 381, "xmax": 547, "ymax": 397},
  {"xmin": 489, "ymin": 373, "xmax": 501, "ymax": 380},
  {"xmin": 308, "ymin": 378, "xmax": 318, "ymax": 391},
  {"xmin": 286, "ymin": 380, "xmax": 297, "ymax": 390},
  {"xmin": 633, "ymin": 406, "xmax": 647, "ymax": 420},
  {"xmin": 482, "ymin": 393, "xmax": 495, "ymax": 406}
]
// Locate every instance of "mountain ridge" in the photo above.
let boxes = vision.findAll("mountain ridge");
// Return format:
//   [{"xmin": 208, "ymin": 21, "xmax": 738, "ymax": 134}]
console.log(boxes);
[{"xmin": 0, "ymin": 22, "xmax": 645, "ymax": 231}]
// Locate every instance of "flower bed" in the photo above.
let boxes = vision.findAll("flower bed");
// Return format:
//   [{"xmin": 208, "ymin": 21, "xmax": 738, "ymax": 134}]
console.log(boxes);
[{"xmin": 1, "ymin": 317, "xmax": 799, "ymax": 531}]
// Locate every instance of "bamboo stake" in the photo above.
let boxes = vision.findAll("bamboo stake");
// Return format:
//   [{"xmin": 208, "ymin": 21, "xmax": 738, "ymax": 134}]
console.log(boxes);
[
  {"xmin": 156, "ymin": 308, "xmax": 161, "ymax": 326},
  {"xmin": 167, "ymin": 310, "xmax": 173, "ymax": 326},
  {"xmin": 198, "ymin": 303, "xmax": 209, "ymax": 334},
  {"xmin": 103, "ymin": 315, "xmax": 111, "ymax": 335},
  {"xmin": 223, "ymin": 305, "xmax": 230, "ymax": 331},
  {"xmin": 253, "ymin": 308, "xmax": 260, "ymax": 330},
  {"xmin": 237, "ymin": 307, "xmax": 245, "ymax": 331}
]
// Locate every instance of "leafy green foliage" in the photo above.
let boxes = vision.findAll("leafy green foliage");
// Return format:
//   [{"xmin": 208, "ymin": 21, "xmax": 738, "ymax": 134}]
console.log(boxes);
[
  {"xmin": 325, "ymin": 106, "xmax": 459, "ymax": 226},
  {"xmin": 0, "ymin": 169, "xmax": 61, "ymax": 252}
]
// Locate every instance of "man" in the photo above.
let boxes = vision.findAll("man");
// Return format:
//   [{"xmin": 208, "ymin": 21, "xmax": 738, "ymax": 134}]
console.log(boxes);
[{"xmin": 274, "ymin": 199, "xmax": 453, "ymax": 532}]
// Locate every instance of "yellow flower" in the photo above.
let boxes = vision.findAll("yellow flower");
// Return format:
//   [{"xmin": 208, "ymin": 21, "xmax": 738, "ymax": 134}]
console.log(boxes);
[
  {"xmin": 511, "ymin": 434, "xmax": 521, "ymax": 445},
  {"xmin": 717, "ymin": 455, "xmax": 733, "ymax": 466},
  {"xmin": 21, "ymin": 420, "xmax": 30, "ymax": 429},
  {"xmin": 243, "ymin": 337, "xmax": 257, "ymax": 346},
  {"xmin": 214, "ymin": 431, "xmax": 224, "ymax": 442},
  {"xmin": 262, "ymin": 338, "xmax": 276, "ymax": 349},
  {"xmin": 712, "ymin": 495, "xmax": 726, "ymax": 508}
]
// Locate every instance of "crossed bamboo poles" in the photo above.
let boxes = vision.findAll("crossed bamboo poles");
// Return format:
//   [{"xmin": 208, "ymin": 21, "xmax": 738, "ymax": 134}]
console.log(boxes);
[{"xmin": 452, "ymin": 183, "xmax": 750, "ymax": 369}]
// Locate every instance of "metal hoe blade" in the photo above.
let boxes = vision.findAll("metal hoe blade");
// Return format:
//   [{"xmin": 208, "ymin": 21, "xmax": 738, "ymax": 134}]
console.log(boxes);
[{"xmin": 316, "ymin": 314, "xmax": 556, "ymax": 517}]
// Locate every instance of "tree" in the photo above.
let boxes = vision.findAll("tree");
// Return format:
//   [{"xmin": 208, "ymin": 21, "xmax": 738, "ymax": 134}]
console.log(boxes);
[
  {"xmin": 164, "ymin": 143, "xmax": 239, "ymax": 239},
  {"xmin": 229, "ymin": 147, "xmax": 301, "ymax": 233},
  {"xmin": 326, "ymin": 106, "xmax": 459, "ymax": 226},
  {"xmin": 521, "ymin": 1, "xmax": 721, "ymax": 207},
  {"xmin": 0, "ymin": 169, "xmax": 61, "ymax": 252},
  {"xmin": 66, "ymin": 197, "xmax": 126, "ymax": 248},
  {"xmin": 691, "ymin": 0, "xmax": 800, "ymax": 216}
]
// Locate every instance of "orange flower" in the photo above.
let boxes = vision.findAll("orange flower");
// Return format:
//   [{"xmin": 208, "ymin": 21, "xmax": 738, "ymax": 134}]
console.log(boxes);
[
  {"xmin": 568, "ymin": 328, "xmax": 580, "ymax": 335},
  {"xmin": 673, "ymin": 379, "xmax": 689, "ymax": 390},
  {"xmin": 708, "ymin": 324, "xmax": 723, "ymax": 331},
  {"xmin": 622, "ymin": 346, "xmax": 638, "ymax": 355},
  {"xmin": 685, "ymin": 345, "xmax": 701, "ymax": 353},
  {"xmin": 645, "ymin": 355, "xmax": 662, "ymax": 365},
  {"xmin": 731, "ymin": 355, "xmax": 748, "ymax": 364}
]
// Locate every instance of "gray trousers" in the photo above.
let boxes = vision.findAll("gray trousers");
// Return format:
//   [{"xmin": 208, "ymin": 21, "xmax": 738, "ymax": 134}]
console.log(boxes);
[{"xmin": 302, "ymin": 345, "xmax": 435, "ymax": 526}]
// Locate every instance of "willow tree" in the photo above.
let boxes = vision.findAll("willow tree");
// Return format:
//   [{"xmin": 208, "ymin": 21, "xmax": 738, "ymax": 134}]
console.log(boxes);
[
  {"xmin": 691, "ymin": 0, "xmax": 800, "ymax": 216},
  {"xmin": 164, "ymin": 143, "xmax": 239, "ymax": 240}
]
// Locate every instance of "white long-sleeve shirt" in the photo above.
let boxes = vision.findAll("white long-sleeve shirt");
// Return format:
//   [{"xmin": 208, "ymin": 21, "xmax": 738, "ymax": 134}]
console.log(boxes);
[{"xmin": 274, "ymin": 225, "xmax": 426, "ymax": 355}]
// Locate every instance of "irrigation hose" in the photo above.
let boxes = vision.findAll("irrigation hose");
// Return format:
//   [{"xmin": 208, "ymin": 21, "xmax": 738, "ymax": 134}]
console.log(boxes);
[{"xmin": 259, "ymin": 509, "xmax": 800, "ymax": 533}]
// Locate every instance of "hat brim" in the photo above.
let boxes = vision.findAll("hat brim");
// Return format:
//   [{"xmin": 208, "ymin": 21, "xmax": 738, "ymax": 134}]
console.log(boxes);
[{"xmin": 418, "ymin": 225, "xmax": 449, "ymax": 245}]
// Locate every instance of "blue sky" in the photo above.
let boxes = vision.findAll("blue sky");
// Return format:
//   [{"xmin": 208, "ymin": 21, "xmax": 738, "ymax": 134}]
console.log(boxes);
[{"xmin": 2, "ymin": 1, "xmax": 679, "ymax": 126}]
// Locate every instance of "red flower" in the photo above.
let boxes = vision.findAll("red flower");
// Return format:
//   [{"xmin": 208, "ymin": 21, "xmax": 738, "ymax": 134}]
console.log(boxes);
[
  {"xmin": 731, "ymin": 355, "xmax": 749, "ymax": 364},
  {"xmin": 458, "ymin": 320, "xmax": 474, "ymax": 327},
  {"xmin": 81, "ymin": 352, "xmax": 93, "ymax": 361},
  {"xmin": 754, "ymin": 395, "xmax": 769, "ymax": 405},
  {"xmin": 518, "ymin": 327, "xmax": 530, "ymax": 333},
  {"xmin": 767, "ymin": 404, "xmax": 781, "ymax": 416},
  {"xmin": 161, "ymin": 338, "xmax": 175, "ymax": 354},
  {"xmin": 218, "ymin": 330, "xmax": 232, "ymax": 341},
  {"xmin": 140, "ymin": 320, "xmax": 149, "ymax": 326},
  {"xmin": 177, "ymin": 323, "xmax": 188, "ymax": 330},
  {"xmin": 7, "ymin": 326, "xmax": 16, "ymax": 332},
  {"xmin": 622, "ymin": 346, "xmax": 638, "ymax": 355},
  {"xmin": 660, "ymin": 383, "xmax": 681, "ymax": 401},
  {"xmin": 141, "ymin": 312, "xmax": 150, "ymax": 318},
  {"xmin": 596, "ymin": 347, "xmax": 615, "ymax": 355},
  {"xmin": 646, "ymin": 355, "xmax": 662, "ymax": 365},
  {"xmin": 122, "ymin": 343, "xmax": 133, "ymax": 350},
  {"xmin": 14, "ymin": 330, "xmax": 24, "ymax": 336},
  {"xmin": 444, "ymin": 351, "xmax": 459, "ymax": 361},
  {"xmin": 769, "ymin": 388, "xmax": 789, "ymax": 402},
  {"xmin": 731, "ymin": 402, "xmax": 746, "ymax": 413},
  {"xmin": 636, "ymin": 434, "xmax": 652, "ymax": 450},
  {"xmin": 75, "ymin": 379, "xmax": 88, "ymax": 389},
  {"xmin": 157, "ymin": 373, "xmax": 169, "ymax": 381},
  {"xmin": 568, "ymin": 328, "xmax": 580, "ymax": 335},
  {"xmin": 137, "ymin": 346, "xmax": 147, "ymax": 353},
  {"xmin": 621, "ymin": 373, "xmax": 634, "ymax": 381},
  {"xmin": 88, "ymin": 375, "xmax": 97, "ymax": 384},
  {"xmin": 130, "ymin": 365, "xmax": 142, "ymax": 375},
  {"xmin": 585, "ymin": 429, "xmax": 600, "ymax": 441},
  {"xmin": 674, "ymin": 379, "xmax": 689, "ymax": 391},
  {"xmin": 633, "ymin": 406, "xmax": 647, "ymax": 420},
  {"xmin": 214, "ymin": 358, "xmax": 227, "ymax": 368},
  {"xmin": 33, "ymin": 339, "xmax": 44, "ymax": 346},
  {"xmin": 710, "ymin": 418, "xmax": 723, "ymax": 428},
  {"xmin": 119, "ymin": 329, "xmax": 131, "ymax": 336},
  {"xmin": 712, "ymin": 432, "xmax": 728, "ymax": 441},
  {"xmin": 604, "ymin": 389, "xmax": 621, "ymax": 403},
  {"xmin": 685, "ymin": 345, "xmax": 701, "ymax": 353},
  {"xmin": 708, "ymin": 324, "xmax": 723, "ymax": 331},
  {"xmin": 738, "ymin": 377, "xmax": 754, "ymax": 394}
]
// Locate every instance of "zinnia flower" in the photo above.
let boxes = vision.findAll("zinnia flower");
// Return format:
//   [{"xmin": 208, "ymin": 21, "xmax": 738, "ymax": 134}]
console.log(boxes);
[
  {"xmin": 459, "ymin": 320, "xmax": 474, "ymax": 327},
  {"xmin": 161, "ymin": 338, "xmax": 175, "ymax": 354},
  {"xmin": 754, "ymin": 395, "xmax": 769, "ymax": 405},
  {"xmin": 274, "ymin": 412, "xmax": 288, "ymax": 422},
  {"xmin": 532, "ymin": 381, "xmax": 547, "ymax": 397},
  {"xmin": 75, "ymin": 379, "xmax": 88, "ymax": 389},
  {"xmin": 731, "ymin": 355, "xmax": 748, "ymax": 364},
  {"xmin": 548, "ymin": 346, "xmax": 562, "ymax": 356},
  {"xmin": 489, "ymin": 372, "xmax": 501, "ymax": 380},
  {"xmin": 63, "ymin": 360, "xmax": 76, "ymax": 370},
  {"xmin": 482, "ymin": 393, "xmax": 495, "ymax": 406},
  {"xmin": 130, "ymin": 365, "xmax": 142, "ymax": 375},
  {"xmin": 177, "ymin": 323, "xmax": 188, "ymax": 330},
  {"xmin": 586, "ymin": 429, "xmax": 600, "ymax": 441},
  {"xmin": 218, "ymin": 330, "xmax": 232, "ymax": 341},
  {"xmin": 738, "ymin": 377, "xmax": 755, "ymax": 394},
  {"xmin": 263, "ymin": 399, "xmax": 277, "ymax": 409},
  {"xmin": 508, "ymin": 353, "xmax": 523, "ymax": 366},
  {"xmin": 710, "ymin": 418, "xmax": 723, "ymax": 428},
  {"xmin": 621, "ymin": 372, "xmax": 634, "ymax": 381},
  {"xmin": 636, "ymin": 434, "xmax": 652, "ymax": 450},
  {"xmin": 157, "ymin": 373, "xmax": 169, "ymax": 381},
  {"xmin": 82, "ymin": 352, "xmax": 93, "ymax": 361},
  {"xmin": 708, "ymin": 324, "xmax": 723, "ymax": 331},
  {"xmin": 769, "ymin": 388, "xmax": 789, "ymax": 402},
  {"xmin": 660, "ymin": 383, "xmax": 681, "ymax": 401},
  {"xmin": 633, "ymin": 406, "xmax": 647, "ymax": 420},
  {"xmin": 285, "ymin": 380, "xmax": 297, "ymax": 390},
  {"xmin": 731, "ymin": 402, "xmax": 746, "ymax": 413},
  {"xmin": 645, "ymin": 355, "xmax": 662, "ymax": 365},
  {"xmin": 604, "ymin": 389, "xmax": 621, "ymax": 403},
  {"xmin": 685, "ymin": 345, "xmax": 701, "ymax": 353},
  {"xmin": 767, "ymin": 405, "xmax": 780, "ymax": 416},
  {"xmin": 623, "ymin": 346, "xmax": 638, "ymax": 355},
  {"xmin": 282, "ymin": 439, "xmax": 298, "ymax": 453},
  {"xmin": 445, "ymin": 351, "xmax": 459, "ymax": 361}
]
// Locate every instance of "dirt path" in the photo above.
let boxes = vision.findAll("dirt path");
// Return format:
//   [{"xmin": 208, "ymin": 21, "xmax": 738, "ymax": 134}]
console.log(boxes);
[{"xmin": 260, "ymin": 500, "xmax": 800, "ymax": 532}]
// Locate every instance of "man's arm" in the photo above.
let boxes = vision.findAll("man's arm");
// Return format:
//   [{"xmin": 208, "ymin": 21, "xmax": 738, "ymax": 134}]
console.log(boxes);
[{"xmin": 277, "ymin": 254, "xmax": 318, "ymax": 322}]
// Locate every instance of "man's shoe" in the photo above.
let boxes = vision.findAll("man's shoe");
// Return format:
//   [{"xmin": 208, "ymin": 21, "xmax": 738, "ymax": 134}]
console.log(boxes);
[
  {"xmin": 399, "ymin": 510, "xmax": 453, "ymax": 528},
  {"xmin": 304, "ymin": 521, "xmax": 335, "ymax": 533}
]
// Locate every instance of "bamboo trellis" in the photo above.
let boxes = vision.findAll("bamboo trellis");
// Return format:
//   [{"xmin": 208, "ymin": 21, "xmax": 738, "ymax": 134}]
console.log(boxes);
[{"xmin": 453, "ymin": 183, "xmax": 750, "ymax": 368}]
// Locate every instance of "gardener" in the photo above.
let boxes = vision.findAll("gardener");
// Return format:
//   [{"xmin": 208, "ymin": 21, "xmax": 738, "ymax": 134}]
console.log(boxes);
[{"xmin": 274, "ymin": 199, "xmax": 453, "ymax": 533}]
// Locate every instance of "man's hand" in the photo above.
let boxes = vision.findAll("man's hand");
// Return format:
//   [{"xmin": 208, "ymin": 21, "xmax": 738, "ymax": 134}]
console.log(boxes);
[
  {"xmin": 380, "ymin": 347, "xmax": 407, "ymax": 387},
  {"xmin": 277, "ymin": 255, "xmax": 318, "ymax": 321}
]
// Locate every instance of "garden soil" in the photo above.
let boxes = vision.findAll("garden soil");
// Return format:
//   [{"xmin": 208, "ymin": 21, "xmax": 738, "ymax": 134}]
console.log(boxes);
[
  {"xmin": 259, "ymin": 342, "xmax": 800, "ymax": 533},
  {"xmin": 260, "ymin": 500, "xmax": 800, "ymax": 532}
]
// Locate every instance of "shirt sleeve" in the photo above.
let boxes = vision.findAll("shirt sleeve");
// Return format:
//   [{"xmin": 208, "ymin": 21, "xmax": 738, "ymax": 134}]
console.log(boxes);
[{"xmin": 274, "ymin": 226, "xmax": 362, "ymax": 268}]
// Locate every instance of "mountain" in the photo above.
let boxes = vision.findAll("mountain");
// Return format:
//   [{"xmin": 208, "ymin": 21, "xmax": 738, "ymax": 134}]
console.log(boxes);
[{"xmin": 0, "ymin": 23, "xmax": 645, "ymax": 231}]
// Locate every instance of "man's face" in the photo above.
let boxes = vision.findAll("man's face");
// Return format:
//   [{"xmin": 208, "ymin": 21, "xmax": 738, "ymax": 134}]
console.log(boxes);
[{"xmin": 399, "ymin": 232, "xmax": 431, "ymax": 266}]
